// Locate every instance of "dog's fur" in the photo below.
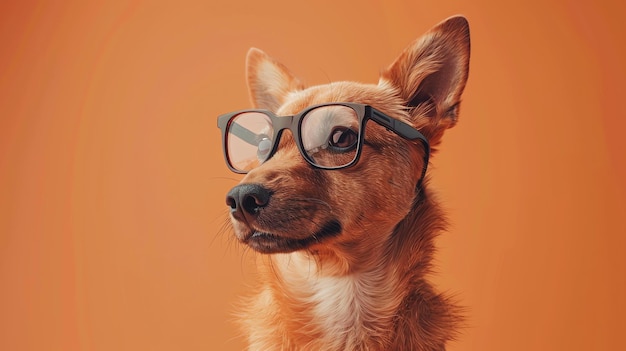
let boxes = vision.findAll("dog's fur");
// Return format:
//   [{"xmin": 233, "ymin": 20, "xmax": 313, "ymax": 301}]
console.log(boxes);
[{"xmin": 224, "ymin": 16, "xmax": 470, "ymax": 351}]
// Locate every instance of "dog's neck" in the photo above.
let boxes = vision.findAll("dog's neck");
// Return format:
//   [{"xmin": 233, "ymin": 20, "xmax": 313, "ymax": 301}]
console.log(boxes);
[
  {"xmin": 269, "ymin": 249, "xmax": 401, "ymax": 350},
  {"xmin": 245, "ymin": 186, "xmax": 458, "ymax": 350}
]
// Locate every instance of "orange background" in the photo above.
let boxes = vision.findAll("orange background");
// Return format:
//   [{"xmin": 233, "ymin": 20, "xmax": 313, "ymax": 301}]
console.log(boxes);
[{"xmin": 1, "ymin": 1, "xmax": 625, "ymax": 350}]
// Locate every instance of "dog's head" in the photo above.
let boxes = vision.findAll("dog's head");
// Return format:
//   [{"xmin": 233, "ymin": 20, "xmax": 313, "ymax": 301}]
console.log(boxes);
[{"xmin": 219, "ymin": 16, "xmax": 470, "ymax": 264}]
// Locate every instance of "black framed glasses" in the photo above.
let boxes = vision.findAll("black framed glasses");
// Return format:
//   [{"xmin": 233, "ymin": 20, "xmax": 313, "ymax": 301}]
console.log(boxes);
[{"xmin": 217, "ymin": 102, "xmax": 430, "ymax": 179}]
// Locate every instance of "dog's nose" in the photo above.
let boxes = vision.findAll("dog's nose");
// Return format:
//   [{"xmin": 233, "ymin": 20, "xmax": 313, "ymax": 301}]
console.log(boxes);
[{"xmin": 226, "ymin": 183, "xmax": 271, "ymax": 221}]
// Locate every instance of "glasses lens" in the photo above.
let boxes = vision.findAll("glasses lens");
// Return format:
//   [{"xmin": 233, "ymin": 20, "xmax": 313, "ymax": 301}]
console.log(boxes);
[
  {"xmin": 227, "ymin": 112, "xmax": 274, "ymax": 172},
  {"xmin": 300, "ymin": 105, "xmax": 360, "ymax": 168}
]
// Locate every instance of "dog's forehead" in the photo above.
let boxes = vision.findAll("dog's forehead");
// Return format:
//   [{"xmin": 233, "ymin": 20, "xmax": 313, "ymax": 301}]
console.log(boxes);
[{"xmin": 276, "ymin": 82, "xmax": 396, "ymax": 115}]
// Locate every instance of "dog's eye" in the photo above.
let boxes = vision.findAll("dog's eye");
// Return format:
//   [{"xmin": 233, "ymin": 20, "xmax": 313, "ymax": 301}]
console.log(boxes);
[{"xmin": 328, "ymin": 127, "xmax": 358, "ymax": 151}]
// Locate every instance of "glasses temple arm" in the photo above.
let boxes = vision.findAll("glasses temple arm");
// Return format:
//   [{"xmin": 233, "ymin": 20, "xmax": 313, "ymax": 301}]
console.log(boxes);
[
  {"xmin": 229, "ymin": 122, "xmax": 264, "ymax": 146},
  {"xmin": 370, "ymin": 108, "xmax": 430, "ymax": 184}
]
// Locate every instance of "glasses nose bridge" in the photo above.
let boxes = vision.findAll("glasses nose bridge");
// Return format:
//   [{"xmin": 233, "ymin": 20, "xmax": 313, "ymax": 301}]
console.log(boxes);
[
  {"xmin": 264, "ymin": 114, "xmax": 300, "ymax": 158},
  {"xmin": 269, "ymin": 114, "xmax": 297, "ymax": 144},
  {"xmin": 271, "ymin": 114, "xmax": 296, "ymax": 132}
]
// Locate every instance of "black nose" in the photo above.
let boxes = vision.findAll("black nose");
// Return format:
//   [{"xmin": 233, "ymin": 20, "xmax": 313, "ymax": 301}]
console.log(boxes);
[{"xmin": 225, "ymin": 183, "xmax": 271, "ymax": 221}]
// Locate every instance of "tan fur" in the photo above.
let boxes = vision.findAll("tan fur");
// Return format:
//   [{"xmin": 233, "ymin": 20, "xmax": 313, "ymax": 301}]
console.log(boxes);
[{"xmin": 225, "ymin": 16, "xmax": 470, "ymax": 351}]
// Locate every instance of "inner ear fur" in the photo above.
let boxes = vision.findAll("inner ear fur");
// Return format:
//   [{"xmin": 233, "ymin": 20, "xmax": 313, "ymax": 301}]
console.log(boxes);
[
  {"xmin": 246, "ymin": 48, "xmax": 304, "ymax": 111},
  {"xmin": 380, "ymin": 16, "xmax": 470, "ymax": 131}
]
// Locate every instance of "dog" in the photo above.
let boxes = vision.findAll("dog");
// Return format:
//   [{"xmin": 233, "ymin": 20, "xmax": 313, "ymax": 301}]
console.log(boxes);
[{"xmin": 217, "ymin": 15, "xmax": 470, "ymax": 351}]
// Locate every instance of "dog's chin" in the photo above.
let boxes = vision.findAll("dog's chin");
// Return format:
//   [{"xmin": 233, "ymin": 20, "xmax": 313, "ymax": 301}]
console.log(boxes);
[{"xmin": 243, "ymin": 220, "xmax": 342, "ymax": 254}]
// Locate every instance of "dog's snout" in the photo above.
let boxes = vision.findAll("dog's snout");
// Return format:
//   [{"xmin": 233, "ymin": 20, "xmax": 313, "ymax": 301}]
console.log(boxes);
[{"xmin": 226, "ymin": 183, "xmax": 271, "ymax": 221}]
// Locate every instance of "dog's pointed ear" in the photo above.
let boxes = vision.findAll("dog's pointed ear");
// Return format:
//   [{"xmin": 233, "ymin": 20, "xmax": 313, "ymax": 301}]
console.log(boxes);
[
  {"xmin": 380, "ymin": 16, "xmax": 470, "ymax": 133},
  {"xmin": 246, "ymin": 48, "xmax": 304, "ymax": 111}
]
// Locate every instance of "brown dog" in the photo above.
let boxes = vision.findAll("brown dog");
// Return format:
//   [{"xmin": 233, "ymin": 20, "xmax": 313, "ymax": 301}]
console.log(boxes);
[{"xmin": 217, "ymin": 15, "xmax": 470, "ymax": 351}]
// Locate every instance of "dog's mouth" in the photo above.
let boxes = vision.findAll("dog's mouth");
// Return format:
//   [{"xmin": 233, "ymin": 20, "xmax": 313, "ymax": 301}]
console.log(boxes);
[{"xmin": 243, "ymin": 220, "xmax": 342, "ymax": 254}]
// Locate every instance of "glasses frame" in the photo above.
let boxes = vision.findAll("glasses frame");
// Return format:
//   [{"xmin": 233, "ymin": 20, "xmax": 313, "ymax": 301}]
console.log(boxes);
[{"xmin": 217, "ymin": 102, "xmax": 430, "ymax": 181}]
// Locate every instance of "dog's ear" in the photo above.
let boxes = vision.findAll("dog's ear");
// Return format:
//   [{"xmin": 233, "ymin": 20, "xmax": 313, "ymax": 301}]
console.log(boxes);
[
  {"xmin": 246, "ymin": 48, "xmax": 304, "ymax": 111},
  {"xmin": 380, "ymin": 16, "xmax": 470, "ymax": 134}
]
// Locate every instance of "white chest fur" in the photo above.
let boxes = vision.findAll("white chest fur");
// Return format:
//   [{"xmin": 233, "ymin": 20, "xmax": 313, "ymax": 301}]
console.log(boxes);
[{"xmin": 274, "ymin": 253, "xmax": 400, "ymax": 350}]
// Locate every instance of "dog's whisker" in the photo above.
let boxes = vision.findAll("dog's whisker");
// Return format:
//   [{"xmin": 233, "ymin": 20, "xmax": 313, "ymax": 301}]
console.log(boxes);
[{"xmin": 209, "ymin": 211, "xmax": 233, "ymax": 248}]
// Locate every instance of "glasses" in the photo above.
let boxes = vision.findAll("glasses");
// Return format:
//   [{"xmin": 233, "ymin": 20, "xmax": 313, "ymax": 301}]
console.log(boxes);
[{"xmin": 217, "ymin": 102, "xmax": 430, "ymax": 178}]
